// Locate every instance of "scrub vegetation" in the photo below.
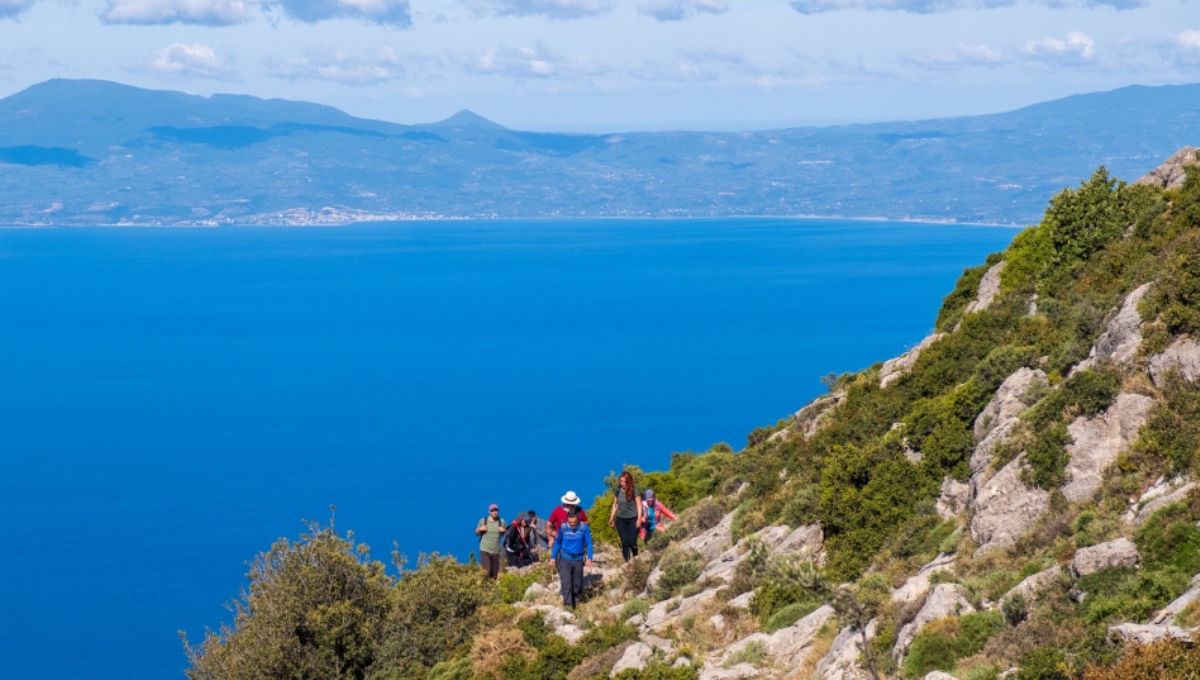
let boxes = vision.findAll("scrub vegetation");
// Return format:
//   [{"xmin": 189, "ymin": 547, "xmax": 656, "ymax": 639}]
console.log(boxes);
[{"xmin": 186, "ymin": 164, "xmax": 1200, "ymax": 679}]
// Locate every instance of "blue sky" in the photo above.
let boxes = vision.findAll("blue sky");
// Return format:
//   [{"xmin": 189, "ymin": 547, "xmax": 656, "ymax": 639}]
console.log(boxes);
[{"xmin": 1, "ymin": 0, "xmax": 1196, "ymax": 130}]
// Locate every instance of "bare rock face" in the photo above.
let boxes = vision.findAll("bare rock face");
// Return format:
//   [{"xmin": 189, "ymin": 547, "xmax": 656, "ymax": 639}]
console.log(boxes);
[
  {"xmin": 815, "ymin": 622, "xmax": 876, "ymax": 680},
  {"xmin": 701, "ymin": 524, "xmax": 793, "ymax": 582},
  {"xmin": 1134, "ymin": 482, "xmax": 1196, "ymax": 527},
  {"xmin": 698, "ymin": 663, "xmax": 759, "ymax": 680},
  {"xmin": 648, "ymin": 514, "xmax": 734, "ymax": 592},
  {"xmin": 776, "ymin": 391, "xmax": 846, "ymax": 442},
  {"xmin": 642, "ymin": 586, "xmax": 726, "ymax": 631},
  {"xmin": 894, "ymin": 584, "xmax": 975, "ymax": 657},
  {"xmin": 776, "ymin": 523, "xmax": 825, "ymax": 558},
  {"xmin": 611, "ymin": 642, "xmax": 653, "ymax": 676},
  {"xmin": 1000, "ymin": 565, "xmax": 1062, "ymax": 606},
  {"xmin": 1134, "ymin": 146, "xmax": 1200, "ymax": 189},
  {"xmin": 1150, "ymin": 337, "xmax": 1200, "ymax": 386},
  {"xmin": 963, "ymin": 261, "xmax": 1005, "ymax": 317},
  {"xmin": 1074, "ymin": 283, "xmax": 1153, "ymax": 374},
  {"xmin": 1071, "ymin": 538, "xmax": 1141, "ymax": 578},
  {"xmin": 528, "ymin": 605, "xmax": 587, "ymax": 643},
  {"xmin": 766, "ymin": 605, "xmax": 837, "ymax": 668},
  {"xmin": 971, "ymin": 456, "xmax": 1051, "ymax": 555},
  {"xmin": 971, "ymin": 419, "xmax": 1018, "ymax": 482},
  {"xmin": 936, "ymin": 477, "xmax": 973, "ymax": 520},
  {"xmin": 881, "ymin": 334, "xmax": 945, "ymax": 389},
  {"xmin": 974, "ymin": 368, "xmax": 1046, "ymax": 441},
  {"xmin": 727, "ymin": 590, "xmax": 754, "ymax": 609},
  {"xmin": 1108, "ymin": 623, "xmax": 1195, "ymax": 645},
  {"xmin": 891, "ymin": 553, "xmax": 956, "ymax": 605},
  {"xmin": 1062, "ymin": 393, "xmax": 1155, "ymax": 504}
]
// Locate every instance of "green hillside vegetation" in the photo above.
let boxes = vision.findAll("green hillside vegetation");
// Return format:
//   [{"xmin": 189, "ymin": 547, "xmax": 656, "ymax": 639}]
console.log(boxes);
[{"xmin": 185, "ymin": 163, "xmax": 1200, "ymax": 680}]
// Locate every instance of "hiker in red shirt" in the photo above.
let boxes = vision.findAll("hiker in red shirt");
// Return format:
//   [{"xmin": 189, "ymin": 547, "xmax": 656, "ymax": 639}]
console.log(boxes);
[{"xmin": 548, "ymin": 491, "xmax": 588, "ymax": 548}]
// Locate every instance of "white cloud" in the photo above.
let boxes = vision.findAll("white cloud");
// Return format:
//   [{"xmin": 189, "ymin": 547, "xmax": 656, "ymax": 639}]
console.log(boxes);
[
  {"xmin": 0, "ymin": 0, "xmax": 37, "ymax": 19},
  {"xmin": 477, "ymin": 0, "xmax": 614, "ymax": 20},
  {"xmin": 1176, "ymin": 29, "xmax": 1200, "ymax": 64},
  {"xmin": 453, "ymin": 43, "xmax": 606, "ymax": 78},
  {"xmin": 637, "ymin": 0, "xmax": 727, "ymax": 22},
  {"xmin": 1023, "ymin": 31, "xmax": 1096, "ymax": 64},
  {"xmin": 139, "ymin": 43, "xmax": 236, "ymax": 78},
  {"xmin": 102, "ymin": 0, "xmax": 258, "ymax": 25},
  {"xmin": 101, "ymin": 0, "xmax": 410, "ymax": 24},
  {"xmin": 274, "ymin": 0, "xmax": 411, "ymax": 26},
  {"xmin": 268, "ymin": 46, "xmax": 406, "ymax": 84},
  {"xmin": 905, "ymin": 43, "xmax": 1010, "ymax": 68}
]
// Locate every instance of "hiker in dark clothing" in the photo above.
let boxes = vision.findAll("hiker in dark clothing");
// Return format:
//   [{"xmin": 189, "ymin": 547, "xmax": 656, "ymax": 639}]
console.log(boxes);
[
  {"xmin": 550, "ymin": 510, "xmax": 593, "ymax": 609},
  {"xmin": 505, "ymin": 512, "xmax": 532, "ymax": 567},
  {"xmin": 608, "ymin": 470, "xmax": 644, "ymax": 562},
  {"xmin": 476, "ymin": 503, "xmax": 505, "ymax": 579},
  {"xmin": 527, "ymin": 510, "xmax": 549, "ymax": 561}
]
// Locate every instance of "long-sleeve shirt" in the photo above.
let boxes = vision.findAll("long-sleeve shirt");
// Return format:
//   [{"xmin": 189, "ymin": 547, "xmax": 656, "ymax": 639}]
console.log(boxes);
[{"xmin": 551, "ymin": 523, "xmax": 593, "ymax": 561}]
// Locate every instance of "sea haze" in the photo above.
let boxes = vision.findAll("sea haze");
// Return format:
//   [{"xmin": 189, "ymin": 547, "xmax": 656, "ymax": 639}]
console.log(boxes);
[{"xmin": 0, "ymin": 219, "xmax": 1016, "ymax": 679}]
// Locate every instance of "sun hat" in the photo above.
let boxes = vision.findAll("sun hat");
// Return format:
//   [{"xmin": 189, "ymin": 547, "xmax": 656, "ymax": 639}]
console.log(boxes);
[
  {"xmin": 516, "ymin": 512, "xmax": 528, "ymax": 521},
  {"xmin": 644, "ymin": 490, "xmax": 655, "ymax": 500},
  {"xmin": 561, "ymin": 491, "xmax": 581, "ymax": 505},
  {"xmin": 489, "ymin": 503, "xmax": 499, "ymax": 511}
]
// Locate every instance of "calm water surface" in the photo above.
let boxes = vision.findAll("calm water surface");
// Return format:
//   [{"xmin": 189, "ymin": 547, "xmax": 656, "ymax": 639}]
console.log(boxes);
[{"xmin": 0, "ymin": 219, "xmax": 1017, "ymax": 679}]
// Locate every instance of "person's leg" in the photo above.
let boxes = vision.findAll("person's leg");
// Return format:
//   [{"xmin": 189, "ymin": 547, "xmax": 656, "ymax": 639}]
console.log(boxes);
[
  {"xmin": 568, "ymin": 559, "xmax": 584, "ymax": 609},
  {"xmin": 644, "ymin": 527, "xmax": 654, "ymax": 547},
  {"xmin": 506, "ymin": 551, "xmax": 520, "ymax": 568},
  {"xmin": 481, "ymin": 552, "xmax": 493, "ymax": 578},
  {"xmin": 557, "ymin": 559, "xmax": 573, "ymax": 607},
  {"xmin": 489, "ymin": 551, "xmax": 502, "ymax": 579},
  {"xmin": 616, "ymin": 517, "xmax": 637, "ymax": 561}
]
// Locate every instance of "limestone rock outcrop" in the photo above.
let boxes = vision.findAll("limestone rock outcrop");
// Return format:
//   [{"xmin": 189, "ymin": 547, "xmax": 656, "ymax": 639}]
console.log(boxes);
[
  {"xmin": 971, "ymin": 456, "xmax": 1050, "ymax": 555},
  {"xmin": 715, "ymin": 605, "xmax": 836, "ymax": 669},
  {"xmin": 1134, "ymin": 146, "xmax": 1200, "ymax": 189},
  {"xmin": 1000, "ymin": 565, "xmax": 1062, "ymax": 606},
  {"xmin": 774, "ymin": 391, "xmax": 846, "ymax": 442},
  {"xmin": 881, "ymin": 334, "xmax": 945, "ymax": 389},
  {"xmin": 1061, "ymin": 393, "xmax": 1155, "ymax": 503},
  {"xmin": 974, "ymin": 367, "xmax": 1045, "ymax": 441},
  {"xmin": 1149, "ymin": 337, "xmax": 1200, "ymax": 385},
  {"xmin": 962, "ymin": 262, "xmax": 1005, "ymax": 317},
  {"xmin": 1153, "ymin": 574, "xmax": 1200, "ymax": 624},
  {"xmin": 1074, "ymin": 283, "xmax": 1152, "ymax": 373},
  {"xmin": 1134, "ymin": 481, "xmax": 1196, "ymax": 527},
  {"xmin": 895, "ymin": 584, "xmax": 975, "ymax": 657},
  {"xmin": 1108, "ymin": 623, "xmax": 1195, "ymax": 644},
  {"xmin": 936, "ymin": 477, "xmax": 972, "ymax": 520},
  {"xmin": 641, "ymin": 586, "xmax": 726, "ymax": 631},
  {"xmin": 701, "ymin": 525, "xmax": 791, "ymax": 582},
  {"xmin": 970, "ymin": 419, "xmax": 1017, "ymax": 482},
  {"xmin": 698, "ymin": 663, "xmax": 758, "ymax": 680},
  {"xmin": 611, "ymin": 642, "xmax": 653, "ymax": 676},
  {"xmin": 648, "ymin": 514, "xmax": 733, "ymax": 592},
  {"xmin": 1070, "ymin": 538, "xmax": 1140, "ymax": 578},
  {"xmin": 892, "ymin": 553, "xmax": 956, "ymax": 606},
  {"xmin": 816, "ymin": 622, "xmax": 876, "ymax": 680}
]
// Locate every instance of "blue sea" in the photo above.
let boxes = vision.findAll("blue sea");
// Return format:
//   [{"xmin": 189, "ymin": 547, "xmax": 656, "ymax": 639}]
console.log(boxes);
[{"xmin": 0, "ymin": 218, "xmax": 1016, "ymax": 679}]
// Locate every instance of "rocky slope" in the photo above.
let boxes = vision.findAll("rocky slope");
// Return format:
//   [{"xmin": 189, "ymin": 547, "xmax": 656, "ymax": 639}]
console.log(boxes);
[{"xmin": 186, "ymin": 148, "xmax": 1200, "ymax": 680}]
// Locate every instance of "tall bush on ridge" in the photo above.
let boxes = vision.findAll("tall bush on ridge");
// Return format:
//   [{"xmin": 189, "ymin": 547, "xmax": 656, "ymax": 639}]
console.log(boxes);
[{"xmin": 183, "ymin": 519, "xmax": 394, "ymax": 680}]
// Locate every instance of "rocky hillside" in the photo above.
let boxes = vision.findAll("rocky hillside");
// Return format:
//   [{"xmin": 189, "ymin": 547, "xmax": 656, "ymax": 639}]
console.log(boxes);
[{"xmin": 185, "ymin": 151, "xmax": 1200, "ymax": 680}]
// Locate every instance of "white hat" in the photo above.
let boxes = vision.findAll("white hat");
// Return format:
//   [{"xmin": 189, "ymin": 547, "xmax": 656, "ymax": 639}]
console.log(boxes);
[{"xmin": 561, "ymin": 491, "xmax": 581, "ymax": 505}]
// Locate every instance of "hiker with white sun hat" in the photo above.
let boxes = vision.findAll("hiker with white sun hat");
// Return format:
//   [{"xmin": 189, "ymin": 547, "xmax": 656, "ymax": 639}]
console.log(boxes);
[{"xmin": 547, "ymin": 490, "xmax": 588, "ymax": 549}]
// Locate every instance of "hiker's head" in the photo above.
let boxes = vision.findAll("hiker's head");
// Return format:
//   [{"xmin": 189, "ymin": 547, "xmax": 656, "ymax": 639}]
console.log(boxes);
[
  {"xmin": 561, "ymin": 491, "xmax": 581, "ymax": 508},
  {"xmin": 488, "ymin": 503, "xmax": 499, "ymax": 517},
  {"xmin": 644, "ymin": 489, "xmax": 656, "ymax": 506},
  {"xmin": 567, "ymin": 510, "xmax": 580, "ymax": 529},
  {"xmin": 516, "ymin": 511, "xmax": 528, "ymax": 525},
  {"xmin": 618, "ymin": 471, "xmax": 635, "ymax": 501},
  {"xmin": 528, "ymin": 510, "xmax": 538, "ymax": 519}
]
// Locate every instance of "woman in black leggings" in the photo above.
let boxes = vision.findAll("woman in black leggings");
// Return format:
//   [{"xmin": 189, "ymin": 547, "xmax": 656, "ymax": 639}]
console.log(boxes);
[{"xmin": 609, "ymin": 470, "xmax": 644, "ymax": 562}]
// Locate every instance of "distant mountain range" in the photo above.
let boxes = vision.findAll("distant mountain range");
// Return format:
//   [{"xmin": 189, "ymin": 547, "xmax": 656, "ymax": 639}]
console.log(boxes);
[{"xmin": 0, "ymin": 79, "xmax": 1197, "ymax": 226}]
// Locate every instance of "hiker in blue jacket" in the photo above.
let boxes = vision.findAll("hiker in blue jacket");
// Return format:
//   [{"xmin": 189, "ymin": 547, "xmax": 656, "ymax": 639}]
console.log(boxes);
[{"xmin": 550, "ymin": 510, "xmax": 593, "ymax": 609}]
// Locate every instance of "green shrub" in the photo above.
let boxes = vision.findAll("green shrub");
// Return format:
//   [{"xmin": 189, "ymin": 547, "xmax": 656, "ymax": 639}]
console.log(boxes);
[
  {"xmin": 516, "ymin": 613, "xmax": 554, "ymax": 650},
  {"xmin": 499, "ymin": 571, "xmax": 540, "ymax": 605},
  {"xmin": 495, "ymin": 635, "xmax": 587, "ymax": 680},
  {"xmin": 1072, "ymin": 510, "xmax": 1120, "ymax": 549},
  {"xmin": 1077, "ymin": 567, "xmax": 1190, "ymax": 625},
  {"xmin": 963, "ymin": 664, "xmax": 1000, "ymax": 680},
  {"xmin": 613, "ymin": 659, "xmax": 698, "ymax": 680},
  {"xmin": 429, "ymin": 657, "xmax": 474, "ymax": 680},
  {"xmin": 1133, "ymin": 375, "xmax": 1200, "ymax": 475},
  {"xmin": 1135, "ymin": 502, "xmax": 1200, "ymax": 574},
  {"xmin": 723, "ymin": 640, "xmax": 765, "ymax": 668},
  {"xmin": 1145, "ymin": 230, "xmax": 1200, "ymax": 335},
  {"xmin": 1016, "ymin": 647, "xmax": 1068, "ymax": 680},
  {"xmin": 620, "ymin": 598, "xmax": 650, "ymax": 620},
  {"xmin": 652, "ymin": 549, "xmax": 704, "ymax": 601},
  {"xmin": 762, "ymin": 601, "xmax": 821, "ymax": 633},
  {"xmin": 901, "ymin": 612, "xmax": 1005, "ymax": 679},
  {"xmin": 577, "ymin": 623, "xmax": 638, "ymax": 655}
]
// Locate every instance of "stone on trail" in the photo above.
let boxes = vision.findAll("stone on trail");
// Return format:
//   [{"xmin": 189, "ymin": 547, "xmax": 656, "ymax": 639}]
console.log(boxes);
[
  {"xmin": 641, "ymin": 586, "xmax": 726, "ymax": 631},
  {"xmin": 971, "ymin": 455, "xmax": 1050, "ymax": 555},
  {"xmin": 894, "ymin": 584, "xmax": 975, "ymax": 658},
  {"xmin": 1061, "ymin": 393, "xmax": 1155, "ymax": 504},
  {"xmin": 1070, "ymin": 538, "xmax": 1140, "ymax": 578},
  {"xmin": 1150, "ymin": 337, "xmax": 1200, "ymax": 386}
]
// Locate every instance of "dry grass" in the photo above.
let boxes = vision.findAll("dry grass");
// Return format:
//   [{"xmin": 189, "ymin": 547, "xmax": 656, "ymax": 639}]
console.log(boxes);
[
  {"xmin": 471, "ymin": 626, "xmax": 536, "ymax": 674},
  {"xmin": 663, "ymin": 598, "xmax": 761, "ymax": 658}
]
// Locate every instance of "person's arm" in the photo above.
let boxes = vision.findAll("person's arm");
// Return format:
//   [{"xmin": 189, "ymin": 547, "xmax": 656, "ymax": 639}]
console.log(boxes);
[
  {"xmin": 550, "ymin": 533, "xmax": 561, "ymax": 562},
  {"xmin": 584, "ymin": 526, "xmax": 594, "ymax": 564},
  {"xmin": 476, "ymin": 519, "xmax": 487, "ymax": 535},
  {"xmin": 609, "ymin": 495, "xmax": 617, "ymax": 527},
  {"xmin": 660, "ymin": 504, "xmax": 678, "ymax": 521},
  {"xmin": 637, "ymin": 497, "xmax": 645, "ymax": 527}
]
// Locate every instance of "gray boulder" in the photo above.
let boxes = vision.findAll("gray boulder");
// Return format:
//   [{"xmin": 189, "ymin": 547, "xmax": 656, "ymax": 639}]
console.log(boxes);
[
  {"xmin": 937, "ymin": 476, "xmax": 973, "ymax": 520},
  {"xmin": 891, "ymin": 553, "xmax": 956, "ymax": 606},
  {"xmin": 1070, "ymin": 538, "xmax": 1140, "ymax": 578},
  {"xmin": 1062, "ymin": 393, "xmax": 1155, "ymax": 503},
  {"xmin": 764, "ymin": 605, "xmax": 836, "ymax": 668},
  {"xmin": 642, "ymin": 586, "xmax": 726, "ymax": 631},
  {"xmin": 971, "ymin": 418, "xmax": 1018, "ymax": 482},
  {"xmin": 895, "ymin": 584, "xmax": 975, "ymax": 657},
  {"xmin": 528, "ymin": 605, "xmax": 586, "ymax": 643},
  {"xmin": 1108, "ymin": 623, "xmax": 1195, "ymax": 644},
  {"xmin": 815, "ymin": 622, "xmax": 876, "ymax": 680},
  {"xmin": 727, "ymin": 590, "xmax": 754, "ymax": 609},
  {"xmin": 880, "ymin": 333, "xmax": 945, "ymax": 388},
  {"xmin": 1134, "ymin": 482, "xmax": 1196, "ymax": 527},
  {"xmin": 971, "ymin": 456, "xmax": 1051, "ymax": 555},
  {"xmin": 962, "ymin": 261, "xmax": 1005, "ymax": 318},
  {"xmin": 974, "ymin": 367, "xmax": 1046, "ymax": 441},
  {"xmin": 1000, "ymin": 565, "xmax": 1062, "ymax": 606},
  {"xmin": 1134, "ymin": 146, "xmax": 1200, "ymax": 189},
  {"xmin": 698, "ymin": 663, "xmax": 759, "ymax": 680},
  {"xmin": 647, "ymin": 514, "xmax": 734, "ymax": 592},
  {"xmin": 775, "ymin": 523, "xmax": 825, "ymax": 558},
  {"xmin": 925, "ymin": 673, "xmax": 958, "ymax": 680},
  {"xmin": 611, "ymin": 642, "xmax": 653, "ymax": 676},
  {"xmin": 1150, "ymin": 337, "xmax": 1200, "ymax": 386},
  {"xmin": 701, "ymin": 524, "xmax": 792, "ymax": 583},
  {"xmin": 1074, "ymin": 283, "xmax": 1152, "ymax": 373}
]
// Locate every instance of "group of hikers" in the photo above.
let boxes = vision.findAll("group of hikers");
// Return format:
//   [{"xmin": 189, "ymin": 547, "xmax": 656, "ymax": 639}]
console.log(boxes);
[{"xmin": 475, "ymin": 471, "xmax": 676, "ymax": 608}]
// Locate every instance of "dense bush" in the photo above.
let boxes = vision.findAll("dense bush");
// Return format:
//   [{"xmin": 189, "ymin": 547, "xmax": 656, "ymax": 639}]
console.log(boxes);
[
  {"xmin": 1135, "ymin": 501, "xmax": 1200, "ymax": 575},
  {"xmin": 1079, "ymin": 639, "xmax": 1200, "ymax": 680},
  {"xmin": 184, "ymin": 521, "xmax": 394, "ymax": 680},
  {"xmin": 1019, "ymin": 368, "xmax": 1121, "ymax": 489},
  {"xmin": 1133, "ymin": 374, "xmax": 1200, "ymax": 476},
  {"xmin": 1016, "ymin": 647, "xmax": 1069, "ymax": 680},
  {"xmin": 901, "ymin": 612, "xmax": 1005, "ymax": 679},
  {"xmin": 651, "ymin": 548, "xmax": 705, "ymax": 601},
  {"xmin": 1076, "ymin": 567, "xmax": 1189, "ymax": 625}
]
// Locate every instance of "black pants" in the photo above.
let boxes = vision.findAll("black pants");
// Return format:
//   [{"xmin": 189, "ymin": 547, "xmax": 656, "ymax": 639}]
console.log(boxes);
[
  {"xmin": 481, "ymin": 551, "xmax": 501, "ymax": 579},
  {"xmin": 557, "ymin": 558, "xmax": 584, "ymax": 608},
  {"xmin": 615, "ymin": 516, "xmax": 639, "ymax": 562}
]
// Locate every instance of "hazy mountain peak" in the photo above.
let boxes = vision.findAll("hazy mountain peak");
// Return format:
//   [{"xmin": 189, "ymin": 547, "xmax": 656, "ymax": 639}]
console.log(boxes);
[{"xmin": 428, "ymin": 109, "xmax": 507, "ymax": 130}]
